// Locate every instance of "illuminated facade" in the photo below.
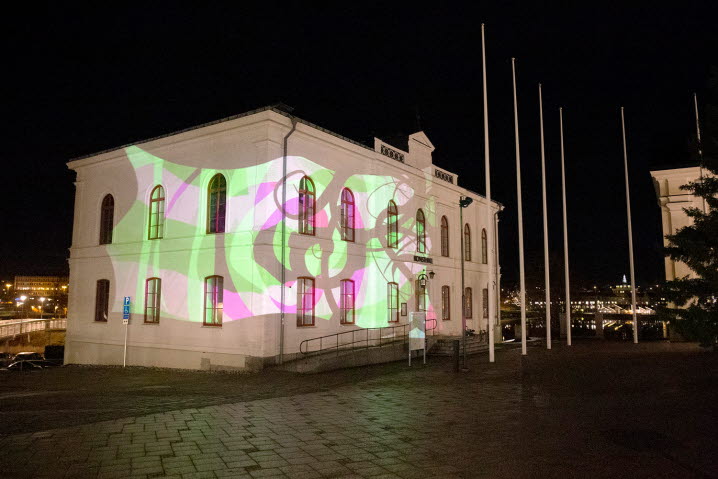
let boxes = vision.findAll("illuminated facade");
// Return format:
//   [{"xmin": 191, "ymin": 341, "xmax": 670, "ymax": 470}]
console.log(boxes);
[
  {"xmin": 650, "ymin": 166, "xmax": 710, "ymax": 280},
  {"xmin": 65, "ymin": 107, "xmax": 501, "ymax": 370}
]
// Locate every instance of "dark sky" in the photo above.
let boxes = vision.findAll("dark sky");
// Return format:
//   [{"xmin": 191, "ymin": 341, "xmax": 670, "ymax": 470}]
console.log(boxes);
[{"xmin": 3, "ymin": 3, "xmax": 717, "ymax": 288}]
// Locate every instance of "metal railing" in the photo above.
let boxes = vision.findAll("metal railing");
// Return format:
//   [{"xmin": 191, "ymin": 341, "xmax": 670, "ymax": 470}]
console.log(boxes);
[
  {"xmin": 299, "ymin": 318, "xmax": 437, "ymax": 357},
  {"xmin": 0, "ymin": 318, "xmax": 67, "ymax": 340}
]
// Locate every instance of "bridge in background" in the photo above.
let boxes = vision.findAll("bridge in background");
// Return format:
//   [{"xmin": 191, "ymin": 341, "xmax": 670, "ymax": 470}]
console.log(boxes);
[{"xmin": 0, "ymin": 318, "xmax": 67, "ymax": 341}]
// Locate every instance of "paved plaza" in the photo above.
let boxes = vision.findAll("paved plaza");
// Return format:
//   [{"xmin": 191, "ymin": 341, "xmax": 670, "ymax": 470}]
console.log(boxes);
[{"xmin": 0, "ymin": 341, "xmax": 716, "ymax": 478}]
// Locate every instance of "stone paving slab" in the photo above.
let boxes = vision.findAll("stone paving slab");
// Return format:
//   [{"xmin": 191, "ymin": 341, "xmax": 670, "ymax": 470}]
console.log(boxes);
[{"xmin": 1, "ymin": 341, "xmax": 716, "ymax": 478}]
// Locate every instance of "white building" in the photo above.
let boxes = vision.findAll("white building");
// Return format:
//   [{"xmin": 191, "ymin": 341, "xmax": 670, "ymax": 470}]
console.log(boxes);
[
  {"xmin": 65, "ymin": 106, "xmax": 501, "ymax": 370},
  {"xmin": 650, "ymin": 165, "xmax": 710, "ymax": 280}
]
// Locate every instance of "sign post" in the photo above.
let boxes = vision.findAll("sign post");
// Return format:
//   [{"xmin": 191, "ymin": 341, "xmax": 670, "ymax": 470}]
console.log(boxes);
[
  {"xmin": 122, "ymin": 296, "xmax": 131, "ymax": 367},
  {"xmin": 408, "ymin": 312, "xmax": 426, "ymax": 366}
]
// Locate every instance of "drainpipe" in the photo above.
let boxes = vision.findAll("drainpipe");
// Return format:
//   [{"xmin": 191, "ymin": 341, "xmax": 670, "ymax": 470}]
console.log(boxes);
[{"xmin": 279, "ymin": 116, "xmax": 298, "ymax": 365}]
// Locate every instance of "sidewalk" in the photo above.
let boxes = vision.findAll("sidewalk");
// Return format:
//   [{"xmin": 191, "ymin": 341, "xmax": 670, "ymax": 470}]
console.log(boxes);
[{"xmin": 0, "ymin": 341, "xmax": 716, "ymax": 478}]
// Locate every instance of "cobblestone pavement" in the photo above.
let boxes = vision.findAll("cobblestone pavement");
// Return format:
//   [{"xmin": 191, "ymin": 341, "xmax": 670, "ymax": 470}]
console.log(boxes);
[{"xmin": 0, "ymin": 341, "xmax": 716, "ymax": 478}]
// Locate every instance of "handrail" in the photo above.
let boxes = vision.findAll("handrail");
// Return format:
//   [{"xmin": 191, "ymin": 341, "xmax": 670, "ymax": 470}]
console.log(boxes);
[
  {"xmin": 299, "ymin": 316, "xmax": 438, "ymax": 356},
  {"xmin": 300, "ymin": 323, "xmax": 409, "ymax": 356}
]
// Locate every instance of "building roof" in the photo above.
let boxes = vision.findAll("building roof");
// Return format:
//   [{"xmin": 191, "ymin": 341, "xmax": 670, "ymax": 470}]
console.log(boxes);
[{"xmin": 70, "ymin": 105, "xmax": 375, "ymax": 162}]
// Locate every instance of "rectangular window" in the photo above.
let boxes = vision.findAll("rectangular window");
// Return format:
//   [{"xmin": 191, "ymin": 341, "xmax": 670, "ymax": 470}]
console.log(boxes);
[
  {"xmin": 441, "ymin": 285, "xmax": 450, "ymax": 320},
  {"xmin": 340, "ymin": 279, "xmax": 354, "ymax": 324},
  {"xmin": 204, "ymin": 276, "xmax": 223, "ymax": 326},
  {"xmin": 483, "ymin": 287, "xmax": 489, "ymax": 319},
  {"xmin": 94, "ymin": 279, "xmax": 110, "ymax": 322},
  {"xmin": 464, "ymin": 287, "xmax": 472, "ymax": 319},
  {"xmin": 297, "ymin": 277, "xmax": 315, "ymax": 326},
  {"xmin": 388, "ymin": 282, "xmax": 399, "ymax": 323},
  {"xmin": 416, "ymin": 280, "xmax": 427, "ymax": 312},
  {"xmin": 144, "ymin": 278, "xmax": 161, "ymax": 323}
]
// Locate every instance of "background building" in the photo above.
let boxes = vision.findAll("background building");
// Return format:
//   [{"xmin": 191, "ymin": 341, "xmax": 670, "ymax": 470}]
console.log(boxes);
[
  {"xmin": 650, "ymin": 165, "xmax": 710, "ymax": 280},
  {"xmin": 65, "ymin": 106, "xmax": 501, "ymax": 370},
  {"xmin": 12, "ymin": 275, "xmax": 68, "ymax": 318}
]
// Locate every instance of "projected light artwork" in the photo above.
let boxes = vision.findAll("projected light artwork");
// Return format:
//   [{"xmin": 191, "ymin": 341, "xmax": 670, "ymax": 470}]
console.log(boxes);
[{"xmin": 107, "ymin": 146, "xmax": 437, "ymax": 329}]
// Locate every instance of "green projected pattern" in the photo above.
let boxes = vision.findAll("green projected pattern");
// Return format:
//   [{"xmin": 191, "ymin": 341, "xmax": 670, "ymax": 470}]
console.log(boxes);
[{"xmin": 107, "ymin": 146, "xmax": 437, "ymax": 328}]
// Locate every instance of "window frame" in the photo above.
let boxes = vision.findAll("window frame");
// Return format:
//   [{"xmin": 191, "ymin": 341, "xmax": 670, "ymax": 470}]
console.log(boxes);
[
  {"xmin": 203, "ymin": 275, "xmax": 223, "ymax": 326},
  {"xmin": 441, "ymin": 285, "xmax": 450, "ymax": 321},
  {"xmin": 99, "ymin": 194, "xmax": 114, "ymax": 245},
  {"xmin": 388, "ymin": 282, "xmax": 399, "ymax": 323},
  {"xmin": 207, "ymin": 174, "xmax": 227, "ymax": 234},
  {"xmin": 387, "ymin": 200, "xmax": 398, "ymax": 248},
  {"xmin": 144, "ymin": 277, "xmax": 161, "ymax": 324},
  {"xmin": 416, "ymin": 209, "xmax": 426, "ymax": 254},
  {"xmin": 296, "ymin": 277, "xmax": 315, "ymax": 326},
  {"xmin": 481, "ymin": 228, "xmax": 488, "ymax": 264},
  {"xmin": 94, "ymin": 279, "xmax": 110, "ymax": 322},
  {"xmin": 298, "ymin": 176, "xmax": 316, "ymax": 236},
  {"xmin": 440, "ymin": 215, "xmax": 449, "ymax": 257},
  {"xmin": 483, "ymin": 287, "xmax": 489, "ymax": 319},
  {"xmin": 464, "ymin": 287, "xmax": 473, "ymax": 319},
  {"xmin": 148, "ymin": 185, "xmax": 165, "ymax": 240},
  {"xmin": 340, "ymin": 188, "xmax": 355, "ymax": 242},
  {"xmin": 339, "ymin": 279, "xmax": 355, "ymax": 324},
  {"xmin": 464, "ymin": 224, "xmax": 472, "ymax": 262}
]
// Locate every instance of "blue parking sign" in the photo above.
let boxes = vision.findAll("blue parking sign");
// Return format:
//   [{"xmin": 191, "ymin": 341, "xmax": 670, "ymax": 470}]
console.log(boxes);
[{"xmin": 123, "ymin": 296, "xmax": 131, "ymax": 306}]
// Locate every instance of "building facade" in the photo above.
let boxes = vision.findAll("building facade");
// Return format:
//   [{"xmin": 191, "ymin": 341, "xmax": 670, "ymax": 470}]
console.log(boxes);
[
  {"xmin": 650, "ymin": 165, "xmax": 709, "ymax": 281},
  {"xmin": 66, "ymin": 107, "xmax": 501, "ymax": 370}
]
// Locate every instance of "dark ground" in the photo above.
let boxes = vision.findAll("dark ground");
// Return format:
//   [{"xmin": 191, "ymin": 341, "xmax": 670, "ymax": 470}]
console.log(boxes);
[{"xmin": 0, "ymin": 340, "xmax": 716, "ymax": 478}]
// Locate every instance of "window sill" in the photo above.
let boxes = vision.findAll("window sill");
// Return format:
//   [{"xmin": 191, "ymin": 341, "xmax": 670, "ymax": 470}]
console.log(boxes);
[
  {"xmin": 143, "ymin": 321, "xmax": 160, "ymax": 325},
  {"xmin": 202, "ymin": 324, "xmax": 222, "ymax": 328}
]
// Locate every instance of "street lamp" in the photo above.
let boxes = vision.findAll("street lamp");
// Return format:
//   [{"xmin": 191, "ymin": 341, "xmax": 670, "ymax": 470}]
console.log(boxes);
[
  {"xmin": 459, "ymin": 195, "xmax": 473, "ymax": 369},
  {"xmin": 38, "ymin": 297, "xmax": 46, "ymax": 320}
]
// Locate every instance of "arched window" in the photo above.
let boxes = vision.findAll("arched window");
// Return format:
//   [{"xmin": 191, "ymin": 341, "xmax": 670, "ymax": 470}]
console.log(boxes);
[
  {"xmin": 440, "ymin": 215, "xmax": 449, "ymax": 257},
  {"xmin": 387, "ymin": 200, "xmax": 398, "ymax": 248},
  {"xmin": 99, "ymin": 194, "xmax": 114, "ymax": 245},
  {"xmin": 148, "ymin": 185, "xmax": 165, "ymax": 240},
  {"xmin": 298, "ymin": 176, "xmax": 315, "ymax": 236},
  {"xmin": 464, "ymin": 224, "xmax": 472, "ymax": 261},
  {"xmin": 144, "ymin": 278, "xmax": 161, "ymax": 323},
  {"xmin": 204, "ymin": 275, "xmax": 223, "ymax": 326},
  {"xmin": 95, "ymin": 279, "xmax": 110, "ymax": 322},
  {"xmin": 416, "ymin": 209, "xmax": 426, "ymax": 253},
  {"xmin": 483, "ymin": 287, "xmax": 489, "ymax": 319},
  {"xmin": 207, "ymin": 174, "xmax": 226, "ymax": 234},
  {"xmin": 441, "ymin": 285, "xmax": 450, "ymax": 321},
  {"xmin": 340, "ymin": 279, "xmax": 355, "ymax": 324},
  {"xmin": 296, "ymin": 277, "xmax": 315, "ymax": 326},
  {"xmin": 464, "ymin": 287, "xmax": 473, "ymax": 319},
  {"xmin": 481, "ymin": 228, "xmax": 488, "ymax": 264},
  {"xmin": 387, "ymin": 282, "xmax": 399, "ymax": 323},
  {"xmin": 340, "ymin": 188, "xmax": 355, "ymax": 242}
]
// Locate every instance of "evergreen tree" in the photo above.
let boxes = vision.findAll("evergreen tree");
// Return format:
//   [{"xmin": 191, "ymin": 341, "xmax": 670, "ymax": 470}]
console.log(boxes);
[{"xmin": 662, "ymin": 68, "xmax": 718, "ymax": 348}]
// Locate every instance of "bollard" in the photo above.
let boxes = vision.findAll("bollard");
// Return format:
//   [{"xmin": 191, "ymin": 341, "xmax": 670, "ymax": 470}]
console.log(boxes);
[{"xmin": 453, "ymin": 339, "xmax": 460, "ymax": 372}]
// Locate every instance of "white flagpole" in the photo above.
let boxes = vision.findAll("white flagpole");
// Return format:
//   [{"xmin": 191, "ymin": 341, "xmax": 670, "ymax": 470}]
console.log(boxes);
[
  {"xmin": 559, "ymin": 107, "xmax": 571, "ymax": 346},
  {"xmin": 539, "ymin": 84, "xmax": 551, "ymax": 349},
  {"xmin": 482, "ymin": 23, "xmax": 495, "ymax": 363},
  {"xmin": 621, "ymin": 107, "xmax": 639, "ymax": 344},
  {"xmin": 511, "ymin": 58, "xmax": 527, "ymax": 355}
]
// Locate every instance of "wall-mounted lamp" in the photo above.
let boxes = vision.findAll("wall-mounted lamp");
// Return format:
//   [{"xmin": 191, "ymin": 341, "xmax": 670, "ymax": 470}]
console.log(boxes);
[{"xmin": 428, "ymin": 270, "xmax": 435, "ymax": 279}]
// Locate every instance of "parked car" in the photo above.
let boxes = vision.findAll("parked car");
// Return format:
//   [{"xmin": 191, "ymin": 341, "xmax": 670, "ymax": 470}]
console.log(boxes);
[
  {"xmin": 13, "ymin": 352, "xmax": 44, "ymax": 362},
  {"xmin": 4, "ymin": 360, "xmax": 45, "ymax": 371}
]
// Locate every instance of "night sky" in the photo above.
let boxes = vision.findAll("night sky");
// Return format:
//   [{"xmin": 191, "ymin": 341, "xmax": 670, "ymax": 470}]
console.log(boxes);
[{"xmin": 4, "ymin": 4, "xmax": 717, "ymax": 288}]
